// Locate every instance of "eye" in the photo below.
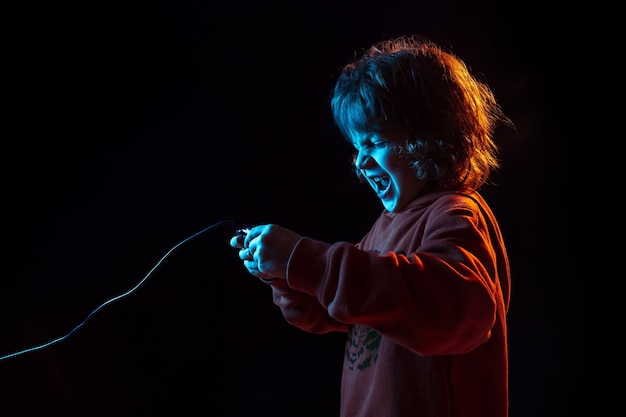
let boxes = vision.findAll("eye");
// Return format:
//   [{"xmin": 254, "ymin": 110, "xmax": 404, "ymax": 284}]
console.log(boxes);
[
  {"xmin": 362, "ymin": 139, "xmax": 387, "ymax": 149},
  {"xmin": 351, "ymin": 136, "xmax": 387, "ymax": 153}
]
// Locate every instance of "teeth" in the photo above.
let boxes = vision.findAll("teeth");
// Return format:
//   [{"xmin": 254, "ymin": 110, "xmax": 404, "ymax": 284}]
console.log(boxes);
[{"xmin": 372, "ymin": 177, "xmax": 390, "ymax": 191}]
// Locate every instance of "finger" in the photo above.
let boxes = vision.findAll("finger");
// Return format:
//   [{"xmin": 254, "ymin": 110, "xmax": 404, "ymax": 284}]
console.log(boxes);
[
  {"xmin": 230, "ymin": 235, "xmax": 242, "ymax": 248},
  {"xmin": 239, "ymin": 247, "xmax": 255, "ymax": 261},
  {"xmin": 244, "ymin": 259, "xmax": 260, "ymax": 276}
]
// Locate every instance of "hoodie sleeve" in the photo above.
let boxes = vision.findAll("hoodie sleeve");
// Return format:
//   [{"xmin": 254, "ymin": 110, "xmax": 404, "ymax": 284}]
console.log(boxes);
[
  {"xmin": 262, "ymin": 252, "xmax": 349, "ymax": 334},
  {"xmin": 285, "ymin": 197, "xmax": 508, "ymax": 356}
]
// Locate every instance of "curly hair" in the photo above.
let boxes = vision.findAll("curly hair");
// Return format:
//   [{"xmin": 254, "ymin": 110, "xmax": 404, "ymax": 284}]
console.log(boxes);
[{"xmin": 330, "ymin": 35, "xmax": 514, "ymax": 190}]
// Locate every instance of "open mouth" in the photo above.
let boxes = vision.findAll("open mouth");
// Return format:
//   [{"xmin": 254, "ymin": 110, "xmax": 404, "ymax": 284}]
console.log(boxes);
[{"xmin": 370, "ymin": 176, "xmax": 391, "ymax": 195}]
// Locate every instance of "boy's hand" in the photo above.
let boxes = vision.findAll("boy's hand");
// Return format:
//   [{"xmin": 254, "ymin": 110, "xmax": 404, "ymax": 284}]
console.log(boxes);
[{"xmin": 230, "ymin": 224, "xmax": 302, "ymax": 280}]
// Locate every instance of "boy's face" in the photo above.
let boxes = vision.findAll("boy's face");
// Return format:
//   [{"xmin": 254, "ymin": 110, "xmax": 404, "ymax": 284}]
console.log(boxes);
[{"xmin": 351, "ymin": 130, "xmax": 425, "ymax": 212}]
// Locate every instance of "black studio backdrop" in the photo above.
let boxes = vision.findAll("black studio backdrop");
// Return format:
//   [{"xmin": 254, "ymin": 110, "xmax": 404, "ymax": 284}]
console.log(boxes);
[{"xmin": 2, "ymin": 1, "xmax": 587, "ymax": 416}]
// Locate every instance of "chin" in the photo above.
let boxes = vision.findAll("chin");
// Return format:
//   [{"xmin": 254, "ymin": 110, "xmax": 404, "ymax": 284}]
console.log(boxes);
[{"xmin": 382, "ymin": 201, "xmax": 398, "ymax": 212}]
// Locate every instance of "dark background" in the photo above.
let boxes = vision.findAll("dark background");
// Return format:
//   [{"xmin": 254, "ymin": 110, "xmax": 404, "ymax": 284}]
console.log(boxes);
[{"xmin": 2, "ymin": 1, "xmax": 586, "ymax": 416}]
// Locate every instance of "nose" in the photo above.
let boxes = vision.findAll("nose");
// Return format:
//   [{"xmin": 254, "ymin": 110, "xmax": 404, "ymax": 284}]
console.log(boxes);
[{"xmin": 354, "ymin": 150, "xmax": 373, "ymax": 170}]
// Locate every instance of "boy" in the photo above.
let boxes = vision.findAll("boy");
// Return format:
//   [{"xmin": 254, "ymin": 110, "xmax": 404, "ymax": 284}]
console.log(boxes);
[{"xmin": 231, "ymin": 34, "xmax": 513, "ymax": 417}]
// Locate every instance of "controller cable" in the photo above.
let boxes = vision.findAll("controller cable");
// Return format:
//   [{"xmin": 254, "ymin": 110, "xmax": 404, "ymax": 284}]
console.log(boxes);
[{"xmin": 0, "ymin": 219, "xmax": 239, "ymax": 362}]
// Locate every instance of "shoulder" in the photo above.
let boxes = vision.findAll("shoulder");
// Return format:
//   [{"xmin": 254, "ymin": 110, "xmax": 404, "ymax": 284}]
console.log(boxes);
[
  {"xmin": 417, "ymin": 190, "xmax": 492, "ymax": 232},
  {"xmin": 410, "ymin": 188, "xmax": 485, "ymax": 215}
]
